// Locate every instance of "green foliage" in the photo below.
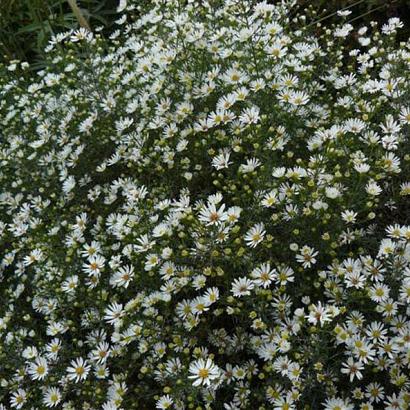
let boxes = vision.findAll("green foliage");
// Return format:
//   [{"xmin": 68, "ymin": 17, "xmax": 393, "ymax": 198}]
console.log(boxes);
[{"xmin": 0, "ymin": 0, "xmax": 119, "ymax": 69}]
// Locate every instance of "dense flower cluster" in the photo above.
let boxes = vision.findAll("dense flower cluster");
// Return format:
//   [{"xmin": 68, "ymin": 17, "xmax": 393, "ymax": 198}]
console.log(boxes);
[{"xmin": 0, "ymin": 0, "xmax": 410, "ymax": 408}]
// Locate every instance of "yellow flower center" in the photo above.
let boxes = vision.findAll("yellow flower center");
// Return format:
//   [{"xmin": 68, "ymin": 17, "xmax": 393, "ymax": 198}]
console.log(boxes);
[{"xmin": 198, "ymin": 368, "xmax": 209, "ymax": 379}]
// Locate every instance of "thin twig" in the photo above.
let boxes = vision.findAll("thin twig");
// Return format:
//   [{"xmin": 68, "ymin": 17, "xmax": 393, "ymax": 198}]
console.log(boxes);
[
  {"xmin": 307, "ymin": 0, "xmax": 366, "ymax": 27},
  {"xmin": 347, "ymin": 3, "xmax": 388, "ymax": 24},
  {"xmin": 67, "ymin": 0, "xmax": 91, "ymax": 31}
]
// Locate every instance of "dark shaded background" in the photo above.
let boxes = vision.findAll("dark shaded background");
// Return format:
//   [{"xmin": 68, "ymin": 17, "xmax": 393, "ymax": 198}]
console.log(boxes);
[{"xmin": 0, "ymin": 0, "xmax": 409, "ymax": 70}]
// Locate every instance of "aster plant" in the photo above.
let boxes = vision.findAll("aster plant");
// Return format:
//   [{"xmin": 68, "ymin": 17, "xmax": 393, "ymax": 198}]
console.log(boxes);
[{"xmin": 0, "ymin": 0, "xmax": 410, "ymax": 409}]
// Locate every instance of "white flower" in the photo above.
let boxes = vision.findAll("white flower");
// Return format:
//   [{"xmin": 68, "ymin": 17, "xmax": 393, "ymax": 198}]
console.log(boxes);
[
  {"xmin": 104, "ymin": 302, "xmax": 124, "ymax": 325},
  {"xmin": 341, "ymin": 210, "xmax": 357, "ymax": 224},
  {"xmin": 202, "ymin": 287, "xmax": 219, "ymax": 305},
  {"xmin": 117, "ymin": 0, "xmax": 127, "ymax": 12},
  {"xmin": 67, "ymin": 357, "xmax": 91, "ymax": 382},
  {"xmin": 156, "ymin": 395, "xmax": 173, "ymax": 409},
  {"xmin": 306, "ymin": 302, "xmax": 333, "ymax": 327},
  {"xmin": 212, "ymin": 151, "xmax": 232, "ymax": 170},
  {"xmin": 27, "ymin": 356, "xmax": 48, "ymax": 381},
  {"xmin": 111, "ymin": 265, "xmax": 134, "ymax": 288},
  {"xmin": 188, "ymin": 358, "xmax": 221, "ymax": 386},
  {"xmin": 251, "ymin": 263, "xmax": 277, "ymax": 288},
  {"xmin": 377, "ymin": 239, "xmax": 396, "ymax": 258},
  {"xmin": 341, "ymin": 357, "xmax": 364, "ymax": 381},
  {"xmin": 244, "ymin": 223, "xmax": 265, "ymax": 248},
  {"xmin": 10, "ymin": 389, "xmax": 27, "ymax": 409},
  {"xmin": 289, "ymin": 90, "xmax": 310, "ymax": 106},
  {"xmin": 82, "ymin": 255, "xmax": 105, "ymax": 276},
  {"xmin": 145, "ymin": 253, "xmax": 160, "ymax": 271},
  {"xmin": 295, "ymin": 245, "xmax": 318, "ymax": 269},
  {"xmin": 43, "ymin": 387, "xmax": 62, "ymax": 408},
  {"xmin": 238, "ymin": 106, "xmax": 260, "ymax": 125},
  {"xmin": 323, "ymin": 397, "xmax": 354, "ymax": 410},
  {"xmin": 366, "ymin": 181, "xmax": 382, "ymax": 196},
  {"xmin": 399, "ymin": 107, "xmax": 410, "ymax": 124},
  {"xmin": 354, "ymin": 163, "xmax": 370, "ymax": 173},
  {"xmin": 61, "ymin": 275, "xmax": 79, "ymax": 293},
  {"xmin": 261, "ymin": 190, "xmax": 278, "ymax": 207},
  {"xmin": 231, "ymin": 277, "xmax": 254, "ymax": 297},
  {"xmin": 369, "ymin": 284, "xmax": 390, "ymax": 303},
  {"xmin": 240, "ymin": 157, "xmax": 261, "ymax": 173},
  {"xmin": 325, "ymin": 187, "xmax": 341, "ymax": 199},
  {"xmin": 152, "ymin": 223, "xmax": 171, "ymax": 238},
  {"xmin": 334, "ymin": 24, "xmax": 353, "ymax": 38},
  {"xmin": 226, "ymin": 206, "xmax": 242, "ymax": 223},
  {"xmin": 23, "ymin": 249, "xmax": 43, "ymax": 266},
  {"xmin": 198, "ymin": 203, "xmax": 228, "ymax": 226},
  {"xmin": 62, "ymin": 175, "xmax": 76, "ymax": 193},
  {"xmin": 92, "ymin": 342, "xmax": 111, "ymax": 364}
]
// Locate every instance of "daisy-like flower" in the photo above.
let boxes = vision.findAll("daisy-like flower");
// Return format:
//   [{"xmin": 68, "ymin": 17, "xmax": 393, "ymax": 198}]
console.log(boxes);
[
  {"xmin": 307, "ymin": 302, "xmax": 333, "ymax": 327},
  {"xmin": 365, "ymin": 322, "xmax": 387, "ymax": 342},
  {"xmin": 365, "ymin": 382, "xmax": 385, "ymax": 403},
  {"xmin": 240, "ymin": 157, "xmax": 261, "ymax": 173},
  {"xmin": 399, "ymin": 107, "xmax": 410, "ymax": 124},
  {"xmin": 385, "ymin": 224, "xmax": 404, "ymax": 239},
  {"xmin": 354, "ymin": 163, "xmax": 370, "ymax": 173},
  {"xmin": 23, "ymin": 249, "xmax": 43, "ymax": 266},
  {"xmin": 95, "ymin": 364, "xmax": 109, "ymax": 379},
  {"xmin": 111, "ymin": 265, "xmax": 134, "ymax": 288},
  {"xmin": 45, "ymin": 338, "xmax": 62, "ymax": 360},
  {"xmin": 27, "ymin": 356, "xmax": 48, "ymax": 381},
  {"xmin": 222, "ymin": 67, "xmax": 248, "ymax": 85},
  {"xmin": 366, "ymin": 181, "xmax": 382, "ymax": 196},
  {"xmin": 202, "ymin": 287, "xmax": 219, "ymax": 305},
  {"xmin": 198, "ymin": 203, "xmax": 228, "ymax": 226},
  {"xmin": 289, "ymin": 90, "xmax": 310, "ymax": 106},
  {"xmin": 244, "ymin": 223, "xmax": 265, "ymax": 248},
  {"xmin": 10, "ymin": 389, "xmax": 27, "ymax": 409},
  {"xmin": 377, "ymin": 239, "xmax": 396, "ymax": 258},
  {"xmin": 276, "ymin": 265, "xmax": 295, "ymax": 285},
  {"xmin": 226, "ymin": 206, "xmax": 242, "ymax": 223},
  {"xmin": 156, "ymin": 394, "xmax": 174, "ymax": 409},
  {"xmin": 251, "ymin": 263, "xmax": 277, "ymax": 288},
  {"xmin": 191, "ymin": 296, "xmax": 209, "ymax": 315},
  {"xmin": 238, "ymin": 106, "xmax": 260, "ymax": 125},
  {"xmin": 341, "ymin": 357, "xmax": 364, "ymax": 381},
  {"xmin": 345, "ymin": 270, "xmax": 366, "ymax": 289},
  {"xmin": 176, "ymin": 299, "xmax": 193, "ymax": 320},
  {"xmin": 231, "ymin": 277, "xmax": 255, "ymax": 297},
  {"xmin": 91, "ymin": 341, "xmax": 111, "ymax": 364},
  {"xmin": 212, "ymin": 150, "xmax": 232, "ymax": 170},
  {"xmin": 62, "ymin": 175, "xmax": 76, "ymax": 193},
  {"xmin": 369, "ymin": 284, "xmax": 390, "ymax": 303},
  {"xmin": 82, "ymin": 254, "xmax": 105, "ymax": 276},
  {"xmin": 80, "ymin": 241, "xmax": 101, "ymax": 258},
  {"xmin": 344, "ymin": 118, "xmax": 366, "ymax": 134},
  {"xmin": 43, "ymin": 387, "xmax": 62, "ymax": 408},
  {"xmin": 61, "ymin": 275, "xmax": 79, "ymax": 293},
  {"xmin": 261, "ymin": 190, "xmax": 279, "ymax": 207},
  {"xmin": 188, "ymin": 358, "xmax": 221, "ymax": 386},
  {"xmin": 104, "ymin": 302, "xmax": 124, "ymax": 325},
  {"xmin": 144, "ymin": 253, "xmax": 160, "ymax": 271},
  {"xmin": 67, "ymin": 357, "xmax": 91, "ymax": 382},
  {"xmin": 323, "ymin": 397, "xmax": 354, "ymax": 410},
  {"xmin": 341, "ymin": 210, "xmax": 358, "ymax": 224},
  {"xmin": 295, "ymin": 245, "xmax": 318, "ymax": 269},
  {"xmin": 399, "ymin": 280, "xmax": 410, "ymax": 304}
]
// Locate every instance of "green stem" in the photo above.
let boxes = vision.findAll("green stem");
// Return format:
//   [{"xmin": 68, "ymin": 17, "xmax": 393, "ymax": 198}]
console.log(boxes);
[
  {"xmin": 307, "ymin": 0, "xmax": 366, "ymax": 27},
  {"xmin": 347, "ymin": 3, "xmax": 388, "ymax": 24}
]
